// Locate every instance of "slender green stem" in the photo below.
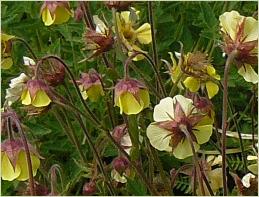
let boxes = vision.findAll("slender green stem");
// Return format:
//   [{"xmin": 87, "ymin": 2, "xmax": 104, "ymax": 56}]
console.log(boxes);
[
  {"xmin": 12, "ymin": 37, "xmax": 37, "ymax": 60},
  {"xmin": 221, "ymin": 50, "xmax": 238, "ymax": 195}
]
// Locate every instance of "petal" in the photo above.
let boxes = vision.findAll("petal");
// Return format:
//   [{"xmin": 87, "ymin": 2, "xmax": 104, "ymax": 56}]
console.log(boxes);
[
  {"xmin": 173, "ymin": 95, "xmax": 194, "ymax": 117},
  {"xmin": 16, "ymin": 151, "xmax": 40, "ymax": 181},
  {"xmin": 139, "ymin": 89, "xmax": 150, "ymax": 109},
  {"xmin": 31, "ymin": 90, "xmax": 51, "ymax": 107},
  {"xmin": 23, "ymin": 57, "xmax": 36, "ymax": 66},
  {"xmin": 53, "ymin": 7, "xmax": 71, "ymax": 25},
  {"xmin": 209, "ymin": 168, "xmax": 223, "ymax": 192},
  {"xmin": 219, "ymin": 11, "xmax": 243, "ymax": 41},
  {"xmin": 206, "ymin": 81, "xmax": 219, "ymax": 99},
  {"xmin": 243, "ymin": 16, "xmax": 258, "ymax": 42},
  {"xmin": 21, "ymin": 89, "xmax": 32, "ymax": 105},
  {"xmin": 1, "ymin": 57, "xmax": 13, "ymax": 69},
  {"xmin": 193, "ymin": 124, "xmax": 213, "ymax": 144},
  {"xmin": 86, "ymin": 85, "xmax": 104, "ymax": 102},
  {"xmin": 207, "ymin": 65, "xmax": 220, "ymax": 80},
  {"xmin": 1, "ymin": 152, "xmax": 21, "ymax": 181},
  {"xmin": 242, "ymin": 173, "xmax": 256, "ymax": 188},
  {"xmin": 248, "ymin": 164, "xmax": 258, "ymax": 175},
  {"xmin": 146, "ymin": 124, "xmax": 171, "ymax": 152},
  {"xmin": 120, "ymin": 11, "xmax": 131, "ymax": 24},
  {"xmin": 111, "ymin": 169, "xmax": 127, "ymax": 183},
  {"xmin": 173, "ymin": 139, "xmax": 200, "ymax": 159},
  {"xmin": 128, "ymin": 45, "xmax": 145, "ymax": 61},
  {"xmin": 183, "ymin": 77, "xmax": 200, "ymax": 92},
  {"xmin": 238, "ymin": 64, "xmax": 258, "ymax": 84},
  {"xmin": 41, "ymin": 8, "xmax": 54, "ymax": 26},
  {"xmin": 154, "ymin": 97, "xmax": 175, "ymax": 122},
  {"xmin": 93, "ymin": 15, "xmax": 107, "ymax": 34},
  {"xmin": 118, "ymin": 92, "xmax": 143, "ymax": 115},
  {"xmin": 79, "ymin": 85, "xmax": 88, "ymax": 100},
  {"xmin": 1, "ymin": 33, "xmax": 15, "ymax": 41},
  {"xmin": 135, "ymin": 23, "xmax": 152, "ymax": 44}
]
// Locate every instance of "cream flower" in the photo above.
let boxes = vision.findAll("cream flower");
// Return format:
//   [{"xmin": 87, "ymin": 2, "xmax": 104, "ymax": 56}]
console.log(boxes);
[
  {"xmin": 146, "ymin": 95, "xmax": 213, "ymax": 159},
  {"xmin": 219, "ymin": 10, "xmax": 258, "ymax": 84}
]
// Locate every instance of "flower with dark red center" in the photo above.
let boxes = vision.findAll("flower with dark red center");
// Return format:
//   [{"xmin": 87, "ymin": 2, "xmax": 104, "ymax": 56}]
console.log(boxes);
[
  {"xmin": 20, "ymin": 79, "xmax": 51, "ymax": 107},
  {"xmin": 77, "ymin": 69, "xmax": 104, "ymax": 102},
  {"xmin": 114, "ymin": 78, "xmax": 150, "ymax": 115},
  {"xmin": 219, "ymin": 10, "xmax": 258, "ymax": 84},
  {"xmin": 146, "ymin": 95, "xmax": 213, "ymax": 159}
]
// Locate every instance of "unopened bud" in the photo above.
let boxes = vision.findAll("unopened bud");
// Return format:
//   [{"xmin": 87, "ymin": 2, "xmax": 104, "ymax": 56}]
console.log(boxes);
[
  {"xmin": 112, "ymin": 156, "xmax": 129, "ymax": 175},
  {"xmin": 82, "ymin": 181, "xmax": 96, "ymax": 196}
]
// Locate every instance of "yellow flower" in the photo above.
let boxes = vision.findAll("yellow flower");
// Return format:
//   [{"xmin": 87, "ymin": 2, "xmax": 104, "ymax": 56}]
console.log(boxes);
[
  {"xmin": 115, "ymin": 8, "xmax": 152, "ymax": 61},
  {"xmin": 219, "ymin": 11, "xmax": 258, "ymax": 84},
  {"xmin": 114, "ymin": 78, "xmax": 150, "ymax": 115},
  {"xmin": 41, "ymin": 1, "xmax": 72, "ymax": 26},
  {"xmin": 1, "ymin": 33, "xmax": 15, "ymax": 69},
  {"xmin": 183, "ymin": 64, "xmax": 220, "ymax": 99},
  {"xmin": 146, "ymin": 95, "xmax": 213, "ymax": 159},
  {"xmin": 77, "ymin": 70, "xmax": 104, "ymax": 102},
  {"xmin": 1, "ymin": 139, "xmax": 40, "ymax": 181},
  {"xmin": 21, "ymin": 79, "xmax": 51, "ymax": 107}
]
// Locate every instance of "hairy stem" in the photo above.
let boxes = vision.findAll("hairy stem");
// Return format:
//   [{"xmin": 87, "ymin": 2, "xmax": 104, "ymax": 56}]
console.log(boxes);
[{"xmin": 13, "ymin": 37, "xmax": 37, "ymax": 60}]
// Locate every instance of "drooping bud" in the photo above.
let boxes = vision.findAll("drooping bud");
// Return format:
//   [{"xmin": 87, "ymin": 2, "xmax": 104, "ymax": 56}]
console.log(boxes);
[
  {"xmin": 1, "ymin": 138, "xmax": 41, "ymax": 181},
  {"xmin": 21, "ymin": 182, "xmax": 49, "ymax": 196},
  {"xmin": 82, "ymin": 181, "xmax": 97, "ymax": 196},
  {"xmin": 104, "ymin": 1, "xmax": 132, "ymax": 11},
  {"xmin": 114, "ymin": 78, "xmax": 150, "ymax": 115},
  {"xmin": 38, "ymin": 58, "xmax": 65, "ymax": 87},
  {"xmin": 112, "ymin": 156, "xmax": 129, "ymax": 175},
  {"xmin": 74, "ymin": 5, "xmax": 83, "ymax": 22},
  {"xmin": 112, "ymin": 124, "xmax": 127, "ymax": 143},
  {"xmin": 77, "ymin": 69, "xmax": 104, "ymax": 102},
  {"xmin": 20, "ymin": 79, "xmax": 52, "ymax": 108},
  {"xmin": 40, "ymin": 1, "xmax": 72, "ymax": 26}
]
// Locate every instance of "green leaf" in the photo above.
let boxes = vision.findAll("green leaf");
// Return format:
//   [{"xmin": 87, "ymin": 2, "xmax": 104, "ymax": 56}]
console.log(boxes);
[{"xmin": 126, "ymin": 177, "xmax": 147, "ymax": 196}]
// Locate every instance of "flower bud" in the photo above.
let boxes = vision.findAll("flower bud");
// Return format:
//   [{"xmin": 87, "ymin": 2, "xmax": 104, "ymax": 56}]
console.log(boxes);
[
  {"xmin": 74, "ymin": 5, "xmax": 83, "ymax": 22},
  {"xmin": 1, "ymin": 138, "xmax": 41, "ymax": 181},
  {"xmin": 41, "ymin": 1, "xmax": 72, "ymax": 26},
  {"xmin": 104, "ymin": 1, "xmax": 132, "ymax": 11},
  {"xmin": 39, "ymin": 59, "xmax": 65, "ymax": 87},
  {"xmin": 77, "ymin": 69, "xmax": 104, "ymax": 102},
  {"xmin": 21, "ymin": 79, "xmax": 52, "ymax": 108},
  {"xmin": 82, "ymin": 181, "xmax": 96, "ymax": 196},
  {"xmin": 112, "ymin": 124, "xmax": 127, "ymax": 143},
  {"xmin": 112, "ymin": 156, "xmax": 129, "ymax": 175},
  {"xmin": 114, "ymin": 78, "xmax": 150, "ymax": 115}
]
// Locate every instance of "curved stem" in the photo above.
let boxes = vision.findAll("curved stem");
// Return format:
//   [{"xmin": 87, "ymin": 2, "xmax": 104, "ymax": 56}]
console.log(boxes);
[
  {"xmin": 221, "ymin": 50, "xmax": 238, "ymax": 195},
  {"xmin": 12, "ymin": 37, "xmax": 37, "ymax": 60},
  {"xmin": 13, "ymin": 118, "xmax": 35, "ymax": 195}
]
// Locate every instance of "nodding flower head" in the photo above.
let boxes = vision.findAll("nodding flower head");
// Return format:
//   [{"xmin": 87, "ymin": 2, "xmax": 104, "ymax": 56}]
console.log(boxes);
[
  {"xmin": 1, "ymin": 138, "xmax": 41, "ymax": 181},
  {"xmin": 112, "ymin": 124, "xmax": 132, "ymax": 154},
  {"xmin": 104, "ymin": 1, "xmax": 132, "ymax": 11},
  {"xmin": 114, "ymin": 78, "xmax": 150, "ymax": 115},
  {"xmin": 82, "ymin": 181, "xmax": 97, "ymax": 196},
  {"xmin": 219, "ymin": 10, "xmax": 258, "ymax": 84},
  {"xmin": 20, "ymin": 79, "xmax": 52, "ymax": 108},
  {"xmin": 146, "ymin": 95, "xmax": 213, "ymax": 159},
  {"xmin": 1, "ymin": 33, "xmax": 15, "ymax": 69},
  {"xmin": 41, "ymin": 1, "xmax": 72, "ymax": 26},
  {"xmin": 77, "ymin": 69, "xmax": 104, "ymax": 102},
  {"xmin": 112, "ymin": 156, "xmax": 129, "ymax": 175}
]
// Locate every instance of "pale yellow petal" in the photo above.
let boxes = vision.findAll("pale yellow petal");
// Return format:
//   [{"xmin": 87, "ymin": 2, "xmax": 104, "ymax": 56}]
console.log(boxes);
[
  {"xmin": 243, "ymin": 16, "xmax": 258, "ymax": 42},
  {"xmin": 146, "ymin": 124, "xmax": 171, "ymax": 152},
  {"xmin": 118, "ymin": 92, "xmax": 143, "ymax": 115},
  {"xmin": 183, "ymin": 77, "xmax": 200, "ymax": 92},
  {"xmin": 153, "ymin": 97, "xmax": 175, "ymax": 122},
  {"xmin": 1, "ymin": 33, "xmax": 15, "ymax": 41},
  {"xmin": 173, "ymin": 139, "xmax": 200, "ymax": 159},
  {"xmin": 139, "ymin": 89, "xmax": 150, "ymax": 109},
  {"xmin": 16, "ymin": 151, "xmax": 40, "ymax": 181},
  {"xmin": 53, "ymin": 7, "xmax": 71, "ymax": 25},
  {"xmin": 206, "ymin": 81, "xmax": 219, "ymax": 99},
  {"xmin": 21, "ymin": 89, "xmax": 32, "ymax": 105},
  {"xmin": 41, "ymin": 8, "xmax": 54, "ymax": 26},
  {"xmin": 111, "ymin": 169, "xmax": 127, "ymax": 183},
  {"xmin": 248, "ymin": 164, "xmax": 258, "ymax": 175},
  {"xmin": 173, "ymin": 95, "xmax": 194, "ymax": 117},
  {"xmin": 193, "ymin": 125, "xmax": 213, "ymax": 144},
  {"xmin": 1, "ymin": 57, "xmax": 13, "ymax": 69},
  {"xmin": 219, "ymin": 11, "xmax": 243, "ymax": 41},
  {"xmin": 32, "ymin": 90, "xmax": 51, "ymax": 107},
  {"xmin": 238, "ymin": 64, "xmax": 258, "ymax": 84},
  {"xmin": 136, "ymin": 23, "xmax": 152, "ymax": 44},
  {"xmin": 1, "ymin": 152, "xmax": 21, "ymax": 181},
  {"xmin": 86, "ymin": 85, "xmax": 104, "ymax": 102}
]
